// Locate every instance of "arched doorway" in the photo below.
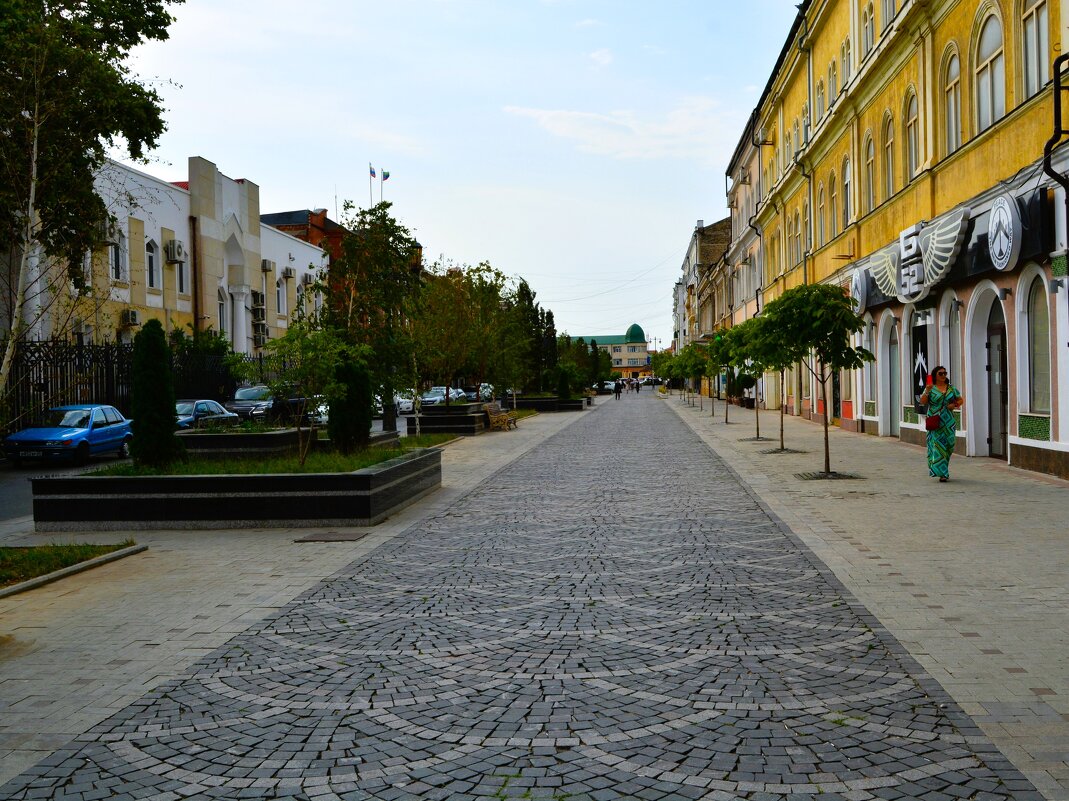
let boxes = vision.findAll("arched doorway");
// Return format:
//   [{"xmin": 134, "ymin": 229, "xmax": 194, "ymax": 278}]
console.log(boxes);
[
  {"xmin": 986, "ymin": 301, "xmax": 1008, "ymax": 459},
  {"xmin": 888, "ymin": 323, "xmax": 901, "ymax": 437}
]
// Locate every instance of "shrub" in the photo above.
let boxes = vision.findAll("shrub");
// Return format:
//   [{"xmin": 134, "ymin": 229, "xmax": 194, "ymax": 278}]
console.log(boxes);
[
  {"xmin": 329, "ymin": 356, "xmax": 373, "ymax": 454},
  {"xmin": 130, "ymin": 319, "xmax": 183, "ymax": 467}
]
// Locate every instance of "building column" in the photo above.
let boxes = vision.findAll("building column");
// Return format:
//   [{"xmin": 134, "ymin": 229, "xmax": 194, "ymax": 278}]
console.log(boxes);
[{"xmin": 231, "ymin": 284, "xmax": 250, "ymax": 354}]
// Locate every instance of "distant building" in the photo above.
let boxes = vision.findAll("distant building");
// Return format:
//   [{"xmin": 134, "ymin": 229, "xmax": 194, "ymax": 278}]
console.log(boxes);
[
  {"xmin": 260, "ymin": 209, "xmax": 346, "ymax": 262},
  {"xmin": 580, "ymin": 323, "xmax": 650, "ymax": 380}
]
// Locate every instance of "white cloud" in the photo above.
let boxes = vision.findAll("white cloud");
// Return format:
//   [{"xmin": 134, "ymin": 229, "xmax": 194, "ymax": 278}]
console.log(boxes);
[
  {"xmin": 589, "ymin": 48, "xmax": 613, "ymax": 68},
  {"xmin": 575, "ymin": 18, "xmax": 602, "ymax": 28},
  {"xmin": 503, "ymin": 96, "xmax": 741, "ymax": 166}
]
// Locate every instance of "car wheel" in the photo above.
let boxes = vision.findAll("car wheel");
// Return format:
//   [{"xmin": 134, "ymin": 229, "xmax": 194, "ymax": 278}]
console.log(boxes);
[
  {"xmin": 117, "ymin": 438, "xmax": 131, "ymax": 459},
  {"xmin": 75, "ymin": 441, "xmax": 90, "ymax": 466}
]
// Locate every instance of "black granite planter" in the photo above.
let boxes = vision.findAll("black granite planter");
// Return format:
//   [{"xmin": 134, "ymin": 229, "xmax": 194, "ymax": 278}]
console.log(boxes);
[
  {"xmin": 176, "ymin": 427, "xmax": 306, "ymax": 459},
  {"xmin": 406, "ymin": 402, "xmax": 486, "ymax": 435},
  {"xmin": 32, "ymin": 448, "xmax": 441, "ymax": 531}
]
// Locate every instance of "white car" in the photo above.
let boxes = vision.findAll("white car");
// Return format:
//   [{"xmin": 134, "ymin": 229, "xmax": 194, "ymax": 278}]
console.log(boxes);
[{"xmin": 395, "ymin": 393, "xmax": 415, "ymax": 414}]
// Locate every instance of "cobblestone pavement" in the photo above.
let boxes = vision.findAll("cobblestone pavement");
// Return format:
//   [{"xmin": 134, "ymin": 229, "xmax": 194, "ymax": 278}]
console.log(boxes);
[{"xmin": 0, "ymin": 398, "xmax": 1043, "ymax": 800}]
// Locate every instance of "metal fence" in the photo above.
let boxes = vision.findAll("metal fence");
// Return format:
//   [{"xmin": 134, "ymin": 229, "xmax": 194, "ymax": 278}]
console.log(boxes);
[{"xmin": 2, "ymin": 339, "xmax": 260, "ymax": 435}]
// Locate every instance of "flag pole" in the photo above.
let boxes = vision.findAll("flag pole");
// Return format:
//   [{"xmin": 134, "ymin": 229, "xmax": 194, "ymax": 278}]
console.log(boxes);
[{"xmin": 368, "ymin": 163, "xmax": 373, "ymax": 207}]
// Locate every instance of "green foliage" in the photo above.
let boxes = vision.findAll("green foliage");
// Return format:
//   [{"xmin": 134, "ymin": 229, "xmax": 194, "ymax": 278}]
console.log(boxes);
[
  {"xmin": 676, "ymin": 343, "xmax": 708, "ymax": 384},
  {"xmin": 1, "ymin": 540, "xmax": 135, "ymax": 588},
  {"xmin": 169, "ymin": 324, "xmax": 231, "ymax": 357},
  {"xmin": 130, "ymin": 319, "xmax": 183, "ymax": 467},
  {"xmin": 329, "ymin": 355, "xmax": 373, "ymax": 455}
]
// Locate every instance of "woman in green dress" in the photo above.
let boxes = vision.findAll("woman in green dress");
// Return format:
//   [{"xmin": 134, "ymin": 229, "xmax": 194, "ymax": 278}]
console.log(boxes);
[{"xmin": 918, "ymin": 365, "xmax": 964, "ymax": 482}]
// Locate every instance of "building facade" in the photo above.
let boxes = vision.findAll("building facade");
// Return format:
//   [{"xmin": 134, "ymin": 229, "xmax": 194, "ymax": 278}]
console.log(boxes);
[
  {"xmin": 9, "ymin": 157, "xmax": 326, "ymax": 353},
  {"xmin": 584, "ymin": 323, "xmax": 652, "ymax": 380},
  {"xmin": 730, "ymin": 0, "xmax": 1069, "ymax": 479}
]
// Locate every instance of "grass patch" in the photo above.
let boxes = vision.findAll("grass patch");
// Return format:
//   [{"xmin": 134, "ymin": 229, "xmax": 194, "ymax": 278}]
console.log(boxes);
[
  {"xmin": 90, "ymin": 436, "xmax": 452, "ymax": 477},
  {"xmin": 0, "ymin": 540, "xmax": 135, "ymax": 588}
]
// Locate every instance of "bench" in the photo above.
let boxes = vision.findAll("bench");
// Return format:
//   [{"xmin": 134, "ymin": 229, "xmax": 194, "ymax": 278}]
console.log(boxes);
[{"xmin": 483, "ymin": 402, "xmax": 518, "ymax": 431}]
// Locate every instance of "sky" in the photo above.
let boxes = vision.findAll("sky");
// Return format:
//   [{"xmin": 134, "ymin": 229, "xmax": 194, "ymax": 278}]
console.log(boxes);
[{"xmin": 124, "ymin": 0, "xmax": 798, "ymax": 349}]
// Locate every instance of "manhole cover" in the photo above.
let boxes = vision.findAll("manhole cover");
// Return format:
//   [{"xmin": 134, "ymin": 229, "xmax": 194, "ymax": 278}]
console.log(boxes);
[
  {"xmin": 760, "ymin": 448, "xmax": 807, "ymax": 454},
  {"xmin": 794, "ymin": 471, "xmax": 863, "ymax": 480}
]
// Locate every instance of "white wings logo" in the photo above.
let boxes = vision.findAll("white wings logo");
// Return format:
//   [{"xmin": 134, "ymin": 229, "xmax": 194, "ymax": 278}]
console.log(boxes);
[{"xmin": 864, "ymin": 208, "xmax": 971, "ymax": 304}]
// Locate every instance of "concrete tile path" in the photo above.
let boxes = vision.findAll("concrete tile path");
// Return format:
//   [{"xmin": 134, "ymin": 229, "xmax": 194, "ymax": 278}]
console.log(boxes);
[{"xmin": 0, "ymin": 395, "xmax": 1054, "ymax": 800}]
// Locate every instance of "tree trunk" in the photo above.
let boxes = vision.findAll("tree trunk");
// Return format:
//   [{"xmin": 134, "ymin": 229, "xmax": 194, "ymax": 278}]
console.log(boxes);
[
  {"xmin": 754, "ymin": 382, "xmax": 760, "ymax": 439},
  {"xmin": 779, "ymin": 369, "xmax": 786, "ymax": 451},
  {"xmin": 723, "ymin": 375, "xmax": 730, "ymax": 424},
  {"xmin": 821, "ymin": 367, "xmax": 832, "ymax": 474}
]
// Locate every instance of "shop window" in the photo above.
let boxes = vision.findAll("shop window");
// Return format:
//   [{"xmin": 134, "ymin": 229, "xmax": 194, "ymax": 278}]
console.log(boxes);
[
  {"xmin": 976, "ymin": 14, "xmax": 1005, "ymax": 132},
  {"xmin": 1027, "ymin": 276, "xmax": 1051, "ymax": 412},
  {"xmin": 1022, "ymin": 0, "xmax": 1049, "ymax": 99},
  {"xmin": 864, "ymin": 321, "xmax": 877, "ymax": 402},
  {"xmin": 905, "ymin": 94, "xmax": 919, "ymax": 178},
  {"xmin": 946, "ymin": 297, "xmax": 962, "ymax": 390},
  {"xmin": 944, "ymin": 54, "xmax": 962, "ymax": 153}
]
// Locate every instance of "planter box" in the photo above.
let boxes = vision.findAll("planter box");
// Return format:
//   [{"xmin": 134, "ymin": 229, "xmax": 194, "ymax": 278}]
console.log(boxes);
[
  {"xmin": 176, "ymin": 427, "xmax": 306, "ymax": 459},
  {"xmin": 32, "ymin": 448, "xmax": 441, "ymax": 531},
  {"xmin": 407, "ymin": 402, "xmax": 486, "ymax": 435}
]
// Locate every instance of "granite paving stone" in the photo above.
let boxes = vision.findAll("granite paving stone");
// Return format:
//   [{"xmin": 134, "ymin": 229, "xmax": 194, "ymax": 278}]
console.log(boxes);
[{"xmin": 0, "ymin": 396, "xmax": 1047, "ymax": 798}]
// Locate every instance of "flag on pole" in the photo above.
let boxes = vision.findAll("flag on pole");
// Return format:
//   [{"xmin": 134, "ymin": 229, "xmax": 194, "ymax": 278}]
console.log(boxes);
[
  {"xmin": 369, "ymin": 164, "xmax": 376, "ymax": 178},
  {"xmin": 382, "ymin": 170, "xmax": 390, "ymax": 182}
]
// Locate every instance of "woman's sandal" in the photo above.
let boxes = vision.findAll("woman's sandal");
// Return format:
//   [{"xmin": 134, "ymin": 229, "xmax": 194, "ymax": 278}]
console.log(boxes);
[{"xmin": 939, "ymin": 477, "xmax": 948, "ymax": 482}]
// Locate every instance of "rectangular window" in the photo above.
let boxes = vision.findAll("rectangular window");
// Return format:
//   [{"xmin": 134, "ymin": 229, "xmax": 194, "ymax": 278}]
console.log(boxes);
[
  {"xmin": 177, "ymin": 262, "xmax": 186, "ymax": 294},
  {"xmin": 612, "ymin": 346, "xmax": 621, "ymax": 353},
  {"xmin": 110, "ymin": 245, "xmax": 123, "ymax": 281}
]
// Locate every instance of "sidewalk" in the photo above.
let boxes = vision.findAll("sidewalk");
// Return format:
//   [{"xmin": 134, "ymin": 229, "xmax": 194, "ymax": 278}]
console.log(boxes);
[
  {"xmin": 663, "ymin": 390, "xmax": 1069, "ymax": 801},
  {"xmin": 0, "ymin": 409, "xmax": 585, "ymax": 786}
]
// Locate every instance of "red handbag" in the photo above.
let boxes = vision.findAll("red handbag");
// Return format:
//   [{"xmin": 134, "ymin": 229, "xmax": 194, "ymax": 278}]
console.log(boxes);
[{"xmin": 925, "ymin": 414, "xmax": 941, "ymax": 431}]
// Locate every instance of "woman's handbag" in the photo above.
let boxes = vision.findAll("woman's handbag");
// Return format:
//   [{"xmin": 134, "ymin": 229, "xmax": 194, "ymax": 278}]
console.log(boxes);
[{"xmin": 925, "ymin": 414, "xmax": 941, "ymax": 431}]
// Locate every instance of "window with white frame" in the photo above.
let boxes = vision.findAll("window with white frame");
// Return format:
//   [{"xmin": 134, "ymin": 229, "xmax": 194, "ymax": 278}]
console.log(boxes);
[
  {"xmin": 803, "ymin": 203, "xmax": 810, "ymax": 252},
  {"xmin": 110, "ymin": 230, "xmax": 127, "ymax": 281},
  {"xmin": 862, "ymin": 4, "xmax": 875, "ymax": 55},
  {"xmin": 816, "ymin": 81, "xmax": 825, "ymax": 119},
  {"xmin": 146, "ymin": 240, "xmax": 158, "ymax": 289},
  {"xmin": 829, "ymin": 175, "xmax": 838, "ymax": 238},
  {"xmin": 945, "ymin": 54, "xmax": 962, "ymax": 153},
  {"xmin": 295, "ymin": 283, "xmax": 304, "ymax": 317},
  {"xmin": 864, "ymin": 136, "xmax": 876, "ymax": 213},
  {"xmin": 218, "ymin": 288, "xmax": 228, "ymax": 336},
  {"xmin": 842, "ymin": 159, "xmax": 852, "ymax": 228},
  {"xmin": 276, "ymin": 278, "xmax": 286, "ymax": 316},
  {"xmin": 864, "ymin": 321, "xmax": 876, "ymax": 402},
  {"xmin": 905, "ymin": 94, "xmax": 919, "ymax": 178},
  {"xmin": 883, "ymin": 116, "xmax": 895, "ymax": 198},
  {"xmin": 1027, "ymin": 276, "xmax": 1051, "ymax": 412},
  {"xmin": 947, "ymin": 297, "xmax": 962, "ymax": 392},
  {"xmin": 794, "ymin": 211, "xmax": 802, "ymax": 264},
  {"xmin": 817, "ymin": 187, "xmax": 826, "ymax": 247},
  {"xmin": 842, "ymin": 39, "xmax": 852, "ymax": 83},
  {"xmin": 976, "ymin": 14, "xmax": 1005, "ymax": 132},
  {"xmin": 881, "ymin": 0, "xmax": 896, "ymax": 29},
  {"xmin": 1022, "ymin": 0, "xmax": 1049, "ymax": 98},
  {"xmin": 829, "ymin": 62, "xmax": 838, "ymax": 101}
]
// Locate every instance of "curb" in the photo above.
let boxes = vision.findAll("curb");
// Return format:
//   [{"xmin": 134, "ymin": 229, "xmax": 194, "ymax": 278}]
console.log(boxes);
[{"xmin": 0, "ymin": 544, "xmax": 148, "ymax": 599}]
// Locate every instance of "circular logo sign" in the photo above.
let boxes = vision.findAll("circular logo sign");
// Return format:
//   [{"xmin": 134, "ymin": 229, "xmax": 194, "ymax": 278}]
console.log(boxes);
[
  {"xmin": 850, "ymin": 269, "xmax": 868, "ymax": 314},
  {"xmin": 988, "ymin": 195, "xmax": 1021, "ymax": 272}
]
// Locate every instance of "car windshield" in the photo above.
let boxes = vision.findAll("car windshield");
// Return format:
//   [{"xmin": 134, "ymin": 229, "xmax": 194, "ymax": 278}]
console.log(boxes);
[
  {"xmin": 235, "ymin": 387, "xmax": 270, "ymax": 400},
  {"xmin": 46, "ymin": 409, "xmax": 91, "ymax": 428},
  {"xmin": 175, "ymin": 402, "xmax": 195, "ymax": 415}
]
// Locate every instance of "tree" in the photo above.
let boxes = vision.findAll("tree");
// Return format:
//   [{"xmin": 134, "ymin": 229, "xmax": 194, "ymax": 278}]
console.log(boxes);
[
  {"xmin": 675, "ymin": 343, "xmax": 707, "ymax": 403},
  {"xmin": 726, "ymin": 318, "xmax": 775, "ymax": 441},
  {"xmin": 329, "ymin": 353, "xmax": 374, "ymax": 455},
  {"xmin": 706, "ymin": 332, "xmax": 734, "ymax": 422},
  {"xmin": 0, "ymin": 0, "xmax": 180, "ymax": 404},
  {"xmin": 762, "ymin": 284, "xmax": 874, "ymax": 475},
  {"xmin": 412, "ymin": 265, "xmax": 472, "ymax": 403},
  {"xmin": 747, "ymin": 309, "xmax": 809, "ymax": 452},
  {"xmin": 328, "ymin": 201, "xmax": 422, "ymax": 431},
  {"xmin": 650, "ymin": 350, "xmax": 674, "ymax": 392},
  {"xmin": 130, "ymin": 318, "xmax": 182, "ymax": 468}
]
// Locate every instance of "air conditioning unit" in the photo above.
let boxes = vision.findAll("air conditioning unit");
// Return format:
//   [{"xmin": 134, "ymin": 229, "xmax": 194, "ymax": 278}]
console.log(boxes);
[
  {"xmin": 165, "ymin": 239, "xmax": 186, "ymax": 263},
  {"xmin": 301, "ymin": 272, "xmax": 315, "ymax": 286},
  {"xmin": 253, "ymin": 334, "xmax": 267, "ymax": 348},
  {"xmin": 120, "ymin": 309, "xmax": 141, "ymax": 327},
  {"xmin": 251, "ymin": 306, "xmax": 266, "ymax": 322},
  {"xmin": 281, "ymin": 266, "xmax": 295, "ymax": 280},
  {"xmin": 251, "ymin": 290, "xmax": 265, "ymax": 308},
  {"xmin": 261, "ymin": 259, "xmax": 275, "ymax": 273}
]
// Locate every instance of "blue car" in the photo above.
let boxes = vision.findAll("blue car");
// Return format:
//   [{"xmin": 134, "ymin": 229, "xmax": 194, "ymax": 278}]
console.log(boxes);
[{"xmin": 3, "ymin": 404, "xmax": 133, "ymax": 466}]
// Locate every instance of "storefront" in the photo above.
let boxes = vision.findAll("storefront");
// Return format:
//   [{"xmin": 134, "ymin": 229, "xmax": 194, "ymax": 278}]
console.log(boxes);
[{"xmin": 847, "ymin": 185, "xmax": 1068, "ymax": 480}]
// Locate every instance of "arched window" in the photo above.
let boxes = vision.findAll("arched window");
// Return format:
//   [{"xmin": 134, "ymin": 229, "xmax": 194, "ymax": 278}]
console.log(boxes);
[
  {"xmin": 276, "ymin": 278, "xmax": 286, "ymax": 316},
  {"xmin": 882, "ymin": 0, "xmax": 896, "ymax": 29},
  {"xmin": 830, "ymin": 62, "xmax": 838, "ymax": 101},
  {"xmin": 816, "ymin": 81, "xmax": 825, "ymax": 119},
  {"xmin": 843, "ymin": 38, "xmax": 852, "ymax": 82},
  {"xmin": 110, "ymin": 230, "xmax": 127, "ymax": 282},
  {"xmin": 864, "ymin": 321, "xmax": 876, "ymax": 401},
  {"xmin": 295, "ymin": 283, "xmax": 304, "ymax": 318},
  {"xmin": 883, "ymin": 116, "xmax": 895, "ymax": 198},
  {"xmin": 1022, "ymin": 0, "xmax": 1049, "ymax": 98},
  {"xmin": 842, "ymin": 158, "xmax": 852, "ymax": 228},
  {"xmin": 947, "ymin": 296, "xmax": 962, "ymax": 392},
  {"xmin": 794, "ymin": 119, "xmax": 802, "ymax": 151},
  {"xmin": 905, "ymin": 94, "xmax": 919, "ymax": 178},
  {"xmin": 864, "ymin": 136, "xmax": 876, "ymax": 213},
  {"xmin": 145, "ymin": 240, "xmax": 158, "ymax": 289},
  {"xmin": 862, "ymin": 4, "xmax": 875, "ymax": 55},
  {"xmin": 976, "ymin": 14, "xmax": 1005, "ymax": 132},
  {"xmin": 785, "ymin": 133, "xmax": 792, "ymax": 162},
  {"xmin": 794, "ymin": 211, "xmax": 802, "ymax": 263},
  {"xmin": 817, "ymin": 186, "xmax": 826, "ymax": 247},
  {"xmin": 829, "ymin": 174, "xmax": 839, "ymax": 238},
  {"xmin": 802, "ymin": 203, "xmax": 810, "ymax": 252},
  {"xmin": 945, "ymin": 53, "xmax": 962, "ymax": 152},
  {"xmin": 217, "ymin": 288, "xmax": 228, "ymax": 335},
  {"xmin": 1027, "ymin": 276, "xmax": 1051, "ymax": 412}
]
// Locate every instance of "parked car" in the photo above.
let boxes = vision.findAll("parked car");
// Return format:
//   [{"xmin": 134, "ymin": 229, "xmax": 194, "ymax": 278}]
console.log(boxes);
[
  {"xmin": 395, "ymin": 392, "xmax": 415, "ymax": 414},
  {"xmin": 464, "ymin": 383, "xmax": 495, "ymax": 402},
  {"xmin": 310, "ymin": 396, "xmax": 329, "ymax": 426},
  {"xmin": 3, "ymin": 404, "xmax": 133, "ymax": 466},
  {"xmin": 225, "ymin": 385, "xmax": 314, "ymax": 423},
  {"xmin": 592, "ymin": 380, "xmax": 615, "ymax": 395},
  {"xmin": 420, "ymin": 389, "xmax": 447, "ymax": 406},
  {"xmin": 175, "ymin": 399, "xmax": 239, "ymax": 429}
]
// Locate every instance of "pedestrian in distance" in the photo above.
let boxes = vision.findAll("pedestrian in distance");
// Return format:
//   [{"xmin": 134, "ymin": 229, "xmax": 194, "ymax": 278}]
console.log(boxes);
[
  {"xmin": 613, "ymin": 380, "xmax": 622, "ymax": 400},
  {"xmin": 635, "ymin": 380, "xmax": 641, "ymax": 394},
  {"xmin": 918, "ymin": 365, "xmax": 964, "ymax": 482}
]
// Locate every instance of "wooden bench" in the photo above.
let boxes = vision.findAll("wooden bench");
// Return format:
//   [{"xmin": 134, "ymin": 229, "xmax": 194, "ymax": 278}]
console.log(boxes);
[{"xmin": 483, "ymin": 402, "xmax": 518, "ymax": 431}]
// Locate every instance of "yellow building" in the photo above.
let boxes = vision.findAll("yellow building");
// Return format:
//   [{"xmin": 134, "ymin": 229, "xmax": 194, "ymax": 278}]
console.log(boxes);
[{"xmin": 729, "ymin": 0, "xmax": 1069, "ymax": 479}]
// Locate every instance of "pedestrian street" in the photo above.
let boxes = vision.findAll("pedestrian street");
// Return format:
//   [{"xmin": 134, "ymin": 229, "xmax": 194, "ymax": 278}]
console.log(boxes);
[{"xmin": 0, "ymin": 395, "xmax": 1042, "ymax": 800}]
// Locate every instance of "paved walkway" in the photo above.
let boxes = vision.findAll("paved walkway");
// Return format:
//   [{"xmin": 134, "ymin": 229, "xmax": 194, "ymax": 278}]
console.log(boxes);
[
  {"xmin": 663, "ymin": 391, "xmax": 1069, "ymax": 801},
  {"xmin": 0, "ymin": 396, "xmax": 1049, "ymax": 800}
]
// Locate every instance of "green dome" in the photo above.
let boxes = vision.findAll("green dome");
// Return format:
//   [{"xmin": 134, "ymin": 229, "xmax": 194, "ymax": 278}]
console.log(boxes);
[{"xmin": 624, "ymin": 323, "xmax": 646, "ymax": 343}]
